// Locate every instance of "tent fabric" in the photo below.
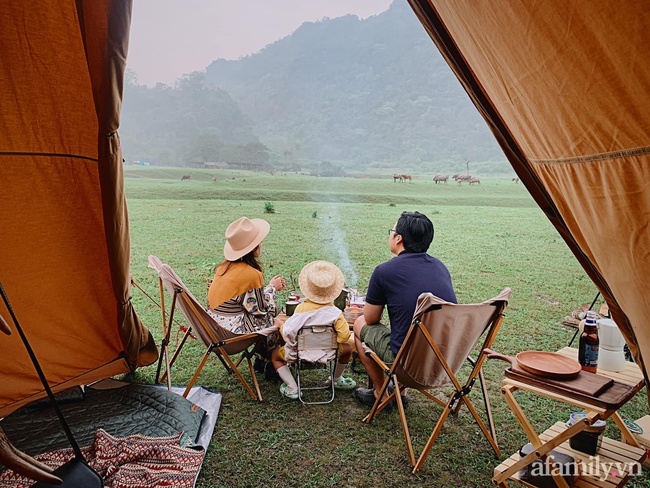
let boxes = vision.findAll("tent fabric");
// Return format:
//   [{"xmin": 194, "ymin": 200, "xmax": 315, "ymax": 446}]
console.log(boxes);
[
  {"xmin": 0, "ymin": 1, "xmax": 157, "ymax": 417},
  {"xmin": 408, "ymin": 0, "xmax": 650, "ymax": 391}
]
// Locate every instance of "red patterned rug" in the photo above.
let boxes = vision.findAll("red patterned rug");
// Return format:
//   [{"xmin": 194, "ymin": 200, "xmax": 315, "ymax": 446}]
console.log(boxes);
[{"xmin": 0, "ymin": 429, "xmax": 205, "ymax": 487}]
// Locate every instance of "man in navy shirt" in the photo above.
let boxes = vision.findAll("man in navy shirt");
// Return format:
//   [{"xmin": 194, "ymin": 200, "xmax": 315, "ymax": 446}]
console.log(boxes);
[{"xmin": 353, "ymin": 211, "xmax": 456, "ymax": 408}]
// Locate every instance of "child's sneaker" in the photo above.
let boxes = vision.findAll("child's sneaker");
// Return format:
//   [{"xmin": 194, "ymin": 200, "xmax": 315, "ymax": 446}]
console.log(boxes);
[
  {"xmin": 280, "ymin": 383, "xmax": 299, "ymax": 400},
  {"xmin": 332, "ymin": 375, "xmax": 357, "ymax": 390}
]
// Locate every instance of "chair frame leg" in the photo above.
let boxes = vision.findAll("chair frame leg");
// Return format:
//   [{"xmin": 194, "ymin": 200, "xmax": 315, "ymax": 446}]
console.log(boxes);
[
  {"xmin": 296, "ymin": 352, "xmax": 338, "ymax": 405},
  {"xmin": 413, "ymin": 395, "xmax": 456, "ymax": 473},
  {"xmin": 392, "ymin": 375, "xmax": 416, "ymax": 467},
  {"xmin": 160, "ymin": 324, "xmax": 192, "ymax": 384},
  {"xmin": 216, "ymin": 345, "xmax": 261, "ymax": 401},
  {"xmin": 183, "ymin": 350, "xmax": 212, "ymax": 398},
  {"xmin": 478, "ymin": 368, "xmax": 498, "ymax": 451},
  {"xmin": 155, "ymin": 283, "xmax": 178, "ymax": 390}
]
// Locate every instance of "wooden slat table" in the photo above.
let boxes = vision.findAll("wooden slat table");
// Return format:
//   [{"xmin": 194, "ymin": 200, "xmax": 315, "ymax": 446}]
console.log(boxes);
[
  {"xmin": 496, "ymin": 422, "xmax": 646, "ymax": 487},
  {"xmin": 555, "ymin": 347, "xmax": 643, "ymax": 388},
  {"xmin": 492, "ymin": 348, "xmax": 647, "ymax": 487}
]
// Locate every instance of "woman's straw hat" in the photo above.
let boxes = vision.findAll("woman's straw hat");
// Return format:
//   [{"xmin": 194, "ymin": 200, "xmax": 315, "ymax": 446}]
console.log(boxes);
[
  {"xmin": 299, "ymin": 260, "xmax": 345, "ymax": 305},
  {"xmin": 223, "ymin": 217, "xmax": 270, "ymax": 261}
]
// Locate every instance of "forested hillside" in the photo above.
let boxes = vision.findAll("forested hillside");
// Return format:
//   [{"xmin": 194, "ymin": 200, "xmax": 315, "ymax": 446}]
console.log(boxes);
[
  {"xmin": 122, "ymin": 1, "xmax": 506, "ymax": 173},
  {"xmin": 121, "ymin": 72, "xmax": 268, "ymax": 166},
  {"xmin": 204, "ymin": 2, "xmax": 503, "ymax": 170}
]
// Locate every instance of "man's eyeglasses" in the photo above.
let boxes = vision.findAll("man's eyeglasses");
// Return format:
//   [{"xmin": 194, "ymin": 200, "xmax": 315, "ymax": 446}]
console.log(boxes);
[{"xmin": 388, "ymin": 228, "xmax": 398, "ymax": 236}]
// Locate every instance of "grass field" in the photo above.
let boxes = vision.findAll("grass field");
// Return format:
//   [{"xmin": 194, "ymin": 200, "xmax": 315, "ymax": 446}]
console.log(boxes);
[{"xmin": 124, "ymin": 167, "xmax": 649, "ymax": 487}]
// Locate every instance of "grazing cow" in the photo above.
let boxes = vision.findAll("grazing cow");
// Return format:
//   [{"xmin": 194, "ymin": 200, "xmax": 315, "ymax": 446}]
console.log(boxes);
[
  {"xmin": 402, "ymin": 174, "xmax": 413, "ymax": 183},
  {"xmin": 457, "ymin": 174, "xmax": 472, "ymax": 182},
  {"xmin": 212, "ymin": 175, "xmax": 217, "ymax": 182},
  {"xmin": 181, "ymin": 175, "xmax": 191, "ymax": 181},
  {"xmin": 393, "ymin": 173, "xmax": 403, "ymax": 182},
  {"xmin": 512, "ymin": 177, "xmax": 520, "ymax": 183},
  {"xmin": 433, "ymin": 174, "xmax": 449, "ymax": 184},
  {"xmin": 469, "ymin": 177, "xmax": 481, "ymax": 185},
  {"xmin": 452, "ymin": 173, "xmax": 461, "ymax": 180}
]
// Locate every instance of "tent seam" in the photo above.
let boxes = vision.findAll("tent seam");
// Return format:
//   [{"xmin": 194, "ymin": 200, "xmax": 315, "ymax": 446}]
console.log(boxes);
[
  {"xmin": 529, "ymin": 146, "xmax": 650, "ymax": 165},
  {"xmin": 0, "ymin": 151, "xmax": 98, "ymax": 163}
]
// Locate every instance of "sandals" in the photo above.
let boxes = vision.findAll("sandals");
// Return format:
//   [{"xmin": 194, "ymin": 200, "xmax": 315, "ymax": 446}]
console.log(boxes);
[
  {"xmin": 280, "ymin": 383, "xmax": 298, "ymax": 400},
  {"xmin": 332, "ymin": 375, "xmax": 357, "ymax": 390}
]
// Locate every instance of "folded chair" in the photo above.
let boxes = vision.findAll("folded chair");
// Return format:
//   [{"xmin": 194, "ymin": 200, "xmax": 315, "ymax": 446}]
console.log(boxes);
[
  {"xmin": 148, "ymin": 256, "xmax": 278, "ymax": 401},
  {"xmin": 362, "ymin": 288, "xmax": 511, "ymax": 473},
  {"xmin": 283, "ymin": 306, "xmax": 341, "ymax": 405}
]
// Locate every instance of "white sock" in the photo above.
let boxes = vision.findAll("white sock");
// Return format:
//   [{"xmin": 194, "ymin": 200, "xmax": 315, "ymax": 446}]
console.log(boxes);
[
  {"xmin": 277, "ymin": 365, "xmax": 298, "ymax": 392},
  {"xmin": 333, "ymin": 361, "xmax": 348, "ymax": 382}
]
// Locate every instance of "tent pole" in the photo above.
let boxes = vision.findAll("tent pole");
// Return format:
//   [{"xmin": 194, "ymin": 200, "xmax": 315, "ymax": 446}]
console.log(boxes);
[{"xmin": 0, "ymin": 283, "xmax": 84, "ymax": 460}]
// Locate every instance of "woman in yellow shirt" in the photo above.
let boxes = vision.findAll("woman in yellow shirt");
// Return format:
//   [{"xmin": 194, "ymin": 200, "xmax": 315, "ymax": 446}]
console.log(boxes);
[{"xmin": 208, "ymin": 217, "xmax": 286, "ymax": 336}]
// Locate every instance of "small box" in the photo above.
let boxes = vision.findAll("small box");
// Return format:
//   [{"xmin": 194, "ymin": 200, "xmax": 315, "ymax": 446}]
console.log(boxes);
[
  {"xmin": 518, "ymin": 443, "xmax": 575, "ymax": 488},
  {"xmin": 624, "ymin": 415, "xmax": 650, "ymax": 467}
]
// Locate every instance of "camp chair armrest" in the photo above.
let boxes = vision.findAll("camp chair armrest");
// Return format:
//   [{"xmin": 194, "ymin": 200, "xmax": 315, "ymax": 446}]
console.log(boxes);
[
  {"xmin": 366, "ymin": 350, "xmax": 390, "ymax": 374},
  {"xmin": 362, "ymin": 343, "xmax": 390, "ymax": 372},
  {"xmin": 220, "ymin": 332, "xmax": 267, "ymax": 346}
]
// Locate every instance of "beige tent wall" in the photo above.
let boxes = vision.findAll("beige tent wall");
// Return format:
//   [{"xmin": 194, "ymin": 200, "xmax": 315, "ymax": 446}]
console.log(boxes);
[
  {"xmin": 0, "ymin": 1, "xmax": 156, "ymax": 416},
  {"xmin": 409, "ymin": 0, "xmax": 650, "ymax": 388}
]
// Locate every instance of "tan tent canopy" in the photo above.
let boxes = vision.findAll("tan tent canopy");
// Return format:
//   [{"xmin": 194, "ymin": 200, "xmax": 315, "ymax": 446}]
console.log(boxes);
[
  {"xmin": 408, "ymin": 0, "xmax": 650, "ymax": 390},
  {"xmin": 0, "ymin": 1, "xmax": 157, "ymax": 416}
]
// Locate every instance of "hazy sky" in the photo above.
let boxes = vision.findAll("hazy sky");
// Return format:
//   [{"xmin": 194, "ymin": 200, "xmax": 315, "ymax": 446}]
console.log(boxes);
[{"xmin": 128, "ymin": 0, "xmax": 393, "ymax": 86}]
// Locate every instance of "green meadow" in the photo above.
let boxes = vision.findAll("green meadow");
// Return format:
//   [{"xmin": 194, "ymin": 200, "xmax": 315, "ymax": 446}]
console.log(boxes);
[{"xmin": 124, "ymin": 167, "xmax": 649, "ymax": 487}]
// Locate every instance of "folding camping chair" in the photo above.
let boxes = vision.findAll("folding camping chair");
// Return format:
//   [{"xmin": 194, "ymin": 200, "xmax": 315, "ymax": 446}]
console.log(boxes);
[
  {"xmin": 148, "ymin": 256, "xmax": 278, "ymax": 401},
  {"xmin": 282, "ymin": 306, "xmax": 342, "ymax": 405},
  {"xmin": 362, "ymin": 288, "xmax": 511, "ymax": 473}
]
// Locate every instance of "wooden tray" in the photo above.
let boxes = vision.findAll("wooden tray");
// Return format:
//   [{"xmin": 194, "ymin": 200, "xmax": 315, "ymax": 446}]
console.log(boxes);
[
  {"xmin": 503, "ymin": 357, "xmax": 612, "ymax": 396},
  {"xmin": 504, "ymin": 367, "xmax": 634, "ymax": 410}
]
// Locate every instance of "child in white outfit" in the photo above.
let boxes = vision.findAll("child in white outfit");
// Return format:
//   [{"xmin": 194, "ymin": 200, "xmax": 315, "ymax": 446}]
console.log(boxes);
[{"xmin": 271, "ymin": 260, "xmax": 356, "ymax": 399}]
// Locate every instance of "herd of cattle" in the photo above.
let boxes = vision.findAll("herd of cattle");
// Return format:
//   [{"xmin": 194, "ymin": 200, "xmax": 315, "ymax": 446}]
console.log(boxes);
[
  {"xmin": 180, "ymin": 173, "xmax": 519, "ymax": 185},
  {"xmin": 392, "ymin": 173, "xmax": 413, "ymax": 183},
  {"xmin": 431, "ymin": 173, "xmax": 481, "ymax": 185},
  {"xmin": 394, "ymin": 173, "xmax": 481, "ymax": 185}
]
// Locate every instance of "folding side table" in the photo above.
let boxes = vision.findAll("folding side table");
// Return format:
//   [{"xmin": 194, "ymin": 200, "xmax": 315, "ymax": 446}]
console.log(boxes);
[{"xmin": 493, "ymin": 348, "xmax": 646, "ymax": 487}]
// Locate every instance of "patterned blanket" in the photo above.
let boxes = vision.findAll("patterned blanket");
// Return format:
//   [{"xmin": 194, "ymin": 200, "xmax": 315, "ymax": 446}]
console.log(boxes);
[{"xmin": 0, "ymin": 429, "xmax": 205, "ymax": 488}]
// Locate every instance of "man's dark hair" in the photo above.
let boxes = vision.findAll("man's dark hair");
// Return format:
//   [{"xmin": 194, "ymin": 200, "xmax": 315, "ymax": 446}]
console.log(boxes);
[{"xmin": 395, "ymin": 211, "xmax": 434, "ymax": 253}]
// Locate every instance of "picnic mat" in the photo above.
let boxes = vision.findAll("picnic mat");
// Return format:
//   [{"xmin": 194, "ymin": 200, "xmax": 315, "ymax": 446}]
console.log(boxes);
[
  {"xmin": 0, "ymin": 381, "xmax": 222, "ymax": 487},
  {"xmin": 0, "ymin": 382, "xmax": 207, "ymax": 455},
  {"xmin": 0, "ymin": 429, "xmax": 205, "ymax": 488}
]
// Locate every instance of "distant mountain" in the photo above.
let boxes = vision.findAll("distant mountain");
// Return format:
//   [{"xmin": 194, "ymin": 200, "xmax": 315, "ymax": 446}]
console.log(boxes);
[
  {"xmin": 121, "ymin": 2, "xmax": 507, "ymax": 172},
  {"xmin": 121, "ymin": 72, "xmax": 266, "ymax": 166},
  {"xmin": 204, "ymin": 1, "xmax": 504, "ymax": 170}
]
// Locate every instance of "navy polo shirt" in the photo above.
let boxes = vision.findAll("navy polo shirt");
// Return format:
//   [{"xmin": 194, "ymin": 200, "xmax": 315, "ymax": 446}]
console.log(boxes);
[{"xmin": 365, "ymin": 252, "xmax": 456, "ymax": 355}]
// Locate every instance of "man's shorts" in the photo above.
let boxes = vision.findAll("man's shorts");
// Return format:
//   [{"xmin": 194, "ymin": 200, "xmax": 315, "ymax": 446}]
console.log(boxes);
[{"xmin": 359, "ymin": 323, "xmax": 395, "ymax": 364}]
